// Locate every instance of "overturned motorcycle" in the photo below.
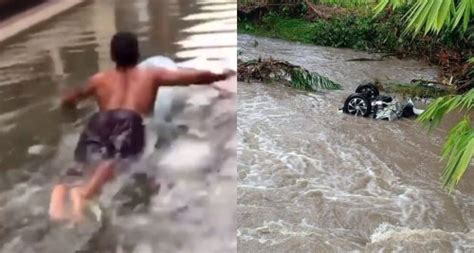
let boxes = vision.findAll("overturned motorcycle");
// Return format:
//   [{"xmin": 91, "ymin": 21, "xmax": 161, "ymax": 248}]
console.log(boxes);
[{"xmin": 341, "ymin": 83, "xmax": 425, "ymax": 121}]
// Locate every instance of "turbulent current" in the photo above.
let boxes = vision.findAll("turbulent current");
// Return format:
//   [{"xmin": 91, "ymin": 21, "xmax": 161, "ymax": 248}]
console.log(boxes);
[{"xmin": 237, "ymin": 34, "xmax": 474, "ymax": 252}]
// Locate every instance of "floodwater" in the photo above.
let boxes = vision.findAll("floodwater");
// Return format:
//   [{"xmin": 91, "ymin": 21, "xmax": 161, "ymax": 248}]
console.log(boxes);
[
  {"xmin": 0, "ymin": 0, "xmax": 236, "ymax": 252},
  {"xmin": 237, "ymin": 34, "xmax": 474, "ymax": 252}
]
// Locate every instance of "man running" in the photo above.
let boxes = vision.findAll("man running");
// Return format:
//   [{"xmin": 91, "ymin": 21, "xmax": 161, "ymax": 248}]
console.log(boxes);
[{"xmin": 49, "ymin": 32, "xmax": 234, "ymax": 222}]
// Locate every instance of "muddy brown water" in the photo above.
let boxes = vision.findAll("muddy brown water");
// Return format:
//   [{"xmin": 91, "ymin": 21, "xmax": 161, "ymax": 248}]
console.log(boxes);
[
  {"xmin": 237, "ymin": 34, "xmax": 474, "ymax": 252},
  {"xmin": 0, "ymin": 0, "xmax": 236, "ymax": 252}
]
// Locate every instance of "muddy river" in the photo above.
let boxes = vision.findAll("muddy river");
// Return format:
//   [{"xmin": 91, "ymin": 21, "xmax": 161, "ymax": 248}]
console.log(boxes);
[
  {"xmin": 237, "ymin": 34, "xmax": 474, "ymax": 252},
  {"xmin": 0, "ymin": 0, "xmax": 236, "ymax": 252}
]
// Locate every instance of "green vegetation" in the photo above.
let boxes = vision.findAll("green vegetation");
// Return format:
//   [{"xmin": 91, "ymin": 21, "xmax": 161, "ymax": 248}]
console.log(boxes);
[
  {"xmin": 239, "ymin": 16, "xmax": 316, "ymax": 43},
  {"xmin": 291, "ymin": 66, "xmax": 342, "ymax": 90},
  {"xmin": 376, "ymin": 81, "xmax": 451, "ymax": 98},
  {"xmin": 239, "ymin": 1, "xmax": 473, "ymax": 88},
  {"xmin": 239, "ymin": 0, "xmax": 473, "ymax": 190},
  {"xmin": 238, "ymin": 58, "xmax": 342, "ymax": 91},
  {"xmin": 418, "ymin": 89, "xmax": 473, "ymax": 191},
  {"xmin": 374, "ymin": 0, "xmax": 474, "ymax": 33},
  {"xmin": 376, "ymin": 0, "xmax": 473, "ymax": 191},
  {"xmin": 239, "ymin": 7, "xmax": 471, "ymax": 57}
]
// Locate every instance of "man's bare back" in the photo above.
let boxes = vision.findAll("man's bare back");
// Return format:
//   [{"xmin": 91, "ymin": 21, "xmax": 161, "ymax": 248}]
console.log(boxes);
[
  {"xmin": 92, "ymin": 69, "xmax": 157, "ymax": 114},
  {"xmin": 62, "ymin": 67, "xmax": 233, "ymax": 116}
]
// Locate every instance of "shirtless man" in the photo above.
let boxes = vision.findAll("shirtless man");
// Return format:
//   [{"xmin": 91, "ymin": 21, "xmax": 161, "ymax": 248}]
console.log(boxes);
[{"xmin": 49, "ymin": 32, "xmax": 234, "ymax": 222}]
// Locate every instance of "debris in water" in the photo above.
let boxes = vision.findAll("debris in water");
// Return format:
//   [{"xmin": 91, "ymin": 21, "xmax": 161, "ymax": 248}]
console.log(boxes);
[
  {"xmin": 251, "ymin": 39, "xmax": 258, "ymax": 48},
  {"xmin": 238, "ymin": 58, "xmax": 342, "ymax": 91},
  {"xmin": 87, "ymin": 200, "xmax": 102, "ymax": 223},
  {"xmin": 28, "ymin": 145, "xmax": 47, "ymax": 155},
  {"xmin": 341, "ymin": 83, "xmax": 425, "ymax": 120},
  {"xmin": 375, "ymin": 80, "xmax": 450, "ymax": 98}
]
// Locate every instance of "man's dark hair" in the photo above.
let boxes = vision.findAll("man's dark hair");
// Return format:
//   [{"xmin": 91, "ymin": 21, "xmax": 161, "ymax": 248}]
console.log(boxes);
[{"xmin": 110, "ymin": 32, "xmax": 140, "ymax": 68}]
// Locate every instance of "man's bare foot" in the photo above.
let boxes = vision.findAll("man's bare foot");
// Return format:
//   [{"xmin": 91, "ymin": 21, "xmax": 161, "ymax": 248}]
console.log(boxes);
[
  {"xmin": 70, "ymin": 187, "xmax": 86, "ymax": 222},
  {"xmin": 49, "ymin": 185, "xmax": 68, "ymax": 221}
]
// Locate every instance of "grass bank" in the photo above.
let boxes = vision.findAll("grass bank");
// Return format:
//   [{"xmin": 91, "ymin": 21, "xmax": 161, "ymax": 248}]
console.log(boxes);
[
  {"xmin": 238, "ymin": 7, "xmax": 473, "ymax": 92},
  {"xmin": 239, "ymin": 17, "xmax": 316, "ymax": 44}
]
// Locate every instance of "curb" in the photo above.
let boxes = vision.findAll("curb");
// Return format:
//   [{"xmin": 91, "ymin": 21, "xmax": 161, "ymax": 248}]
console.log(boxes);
[{"xmin": 0, "ymin": 0, "xmax": 84, "ymax": 43}]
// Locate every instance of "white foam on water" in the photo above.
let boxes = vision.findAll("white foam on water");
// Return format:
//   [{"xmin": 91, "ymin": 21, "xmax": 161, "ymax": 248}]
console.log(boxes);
[
  {"xmin": 238, "ymin": 184, "xmax": 268, "ymax": 190},
  {"xmin": 133, "ymin": 242, "xmax": 153, "ymax": 253},
  {"xmin": 0, "ymin": 236, "xmax": 33, "ymax": 253},
  {"xmin": 369, "ymin": 222, "xmax": 474, "ymax": 251},
  {"xmin": 370, "ymin": 223, "xmax": 412, "ymax": 243},
  {"xmin": 27, "ymin": 145, "xmax": 47, "ymax": 155},
  {"xmin": 159, "ymin": 139, "xmax": 212, "ymax": 173},
  {"xmin": 0, "ymin": 184, "xmax": 42, "ymax": 208},
  {"xmin": 238, "ymin": 34, "xmax": 474, "ymax": 251}
]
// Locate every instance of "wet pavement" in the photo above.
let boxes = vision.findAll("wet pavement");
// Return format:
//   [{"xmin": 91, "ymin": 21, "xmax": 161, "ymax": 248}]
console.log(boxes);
[{"xmin": 0, "ymin": 0, "xmax": 236, "ymax": 252}]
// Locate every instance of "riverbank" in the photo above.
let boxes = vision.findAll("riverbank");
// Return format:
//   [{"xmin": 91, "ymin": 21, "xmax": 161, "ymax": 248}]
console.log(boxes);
[
  {"xmin": 238, "ymin": 5, "xmax": 473, "ymax": 92},
  {"xmin": 0, "ymin": 0, "xmax": 84, "ymax": 43}
]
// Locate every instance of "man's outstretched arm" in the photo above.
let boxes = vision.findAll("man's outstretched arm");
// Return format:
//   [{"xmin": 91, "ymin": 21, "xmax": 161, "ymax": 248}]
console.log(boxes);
[
  {"xmin": 152, "ymin": 68, "xmax": 235, "ymax": 87},
  {"xmin": 61, "ymin": 76, "xmax": 98, "ymax": 108}
]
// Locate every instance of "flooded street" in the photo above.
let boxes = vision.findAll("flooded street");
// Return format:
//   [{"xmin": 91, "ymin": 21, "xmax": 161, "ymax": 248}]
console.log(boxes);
[
  {"xmin": 0, "ymin": 0, "xmax": 236, "ymax": 252},
  {"xmin": 237, "ymin": 34, "xmax": 474, "ymax": 252}
]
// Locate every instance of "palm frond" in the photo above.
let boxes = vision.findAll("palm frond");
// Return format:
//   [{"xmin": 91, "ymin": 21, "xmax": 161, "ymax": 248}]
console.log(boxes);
[
  {"xmin": 374, "ymin": 0, "xmax": 473, "ymax": 34},
  {"xmin": 289, "ymin": 67, "xmax": 342, "ymax": 91},
  {"xmin": 238, "ymin": 58, "xmax": 342, "ymax": 91},
  {"xmin": 439, "ymin": 118, "xmax": 473, "ymax": 191},
  {"xmin": 405, "ymin": 0, "xmax": 448, "ymax": 34},
  {"xmin": 452, "ymin": 0, "xmax": 473, "ymax": 32},
  {"xmin": 374, "ymin": 0, "xmax": 411, "ymax": 14},
  {"xmin": 417, "ymin": 89, "xmax": 474, "ymax": 131},
  {"xmin": 418, "ymin": 90, "xmax": 474, "ymax": 191}
]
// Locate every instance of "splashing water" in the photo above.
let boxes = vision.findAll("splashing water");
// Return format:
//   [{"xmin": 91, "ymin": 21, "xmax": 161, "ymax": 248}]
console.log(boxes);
[{"xmin": 0, "ymin": 0, "xmax": 236, "ymax": 252}]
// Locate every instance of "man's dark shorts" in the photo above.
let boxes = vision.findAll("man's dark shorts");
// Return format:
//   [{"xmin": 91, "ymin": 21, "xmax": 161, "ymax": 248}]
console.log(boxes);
[{"xmin": 74, "ymin": 109, "xmax": 145, "ymax": 164}]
